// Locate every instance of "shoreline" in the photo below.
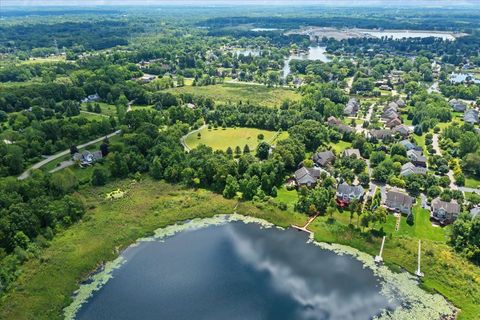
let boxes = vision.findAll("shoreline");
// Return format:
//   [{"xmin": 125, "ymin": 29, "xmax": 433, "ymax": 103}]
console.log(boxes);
[{"xmin": 64, "ymin": 213, "xmax": 457, "ymax": 320}]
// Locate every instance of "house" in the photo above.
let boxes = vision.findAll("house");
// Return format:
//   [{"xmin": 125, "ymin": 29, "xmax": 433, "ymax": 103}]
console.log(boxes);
[
  {"xmin": 81, "ymin": 94, "xmax": 100, "ymax": 103},
  {"xmin": 385, "ymin": 190, "xmax": 414, "ymax": 215},
  {"xmin": 431, "ymin": 198, "xmax": 461, "ymax": 225},
  {"xmin": 336, "ymin": 124, "xmax": 355, "ymax": 134},
  {"xmin": 382, "ymin": 109, "xmax": 398, "ymax": 121},
  {"xmin": 379, "ymin": 84, "xmax": 392, "ymax": 91},
  {"xmin": 407, "ymin": 150, "xmax": 427, "ymax": 167},
  {"xmin": 387, "ymin": 101, "xmax": 399, "ymax": 111},
  {"xmin": 449, "ymin": 99, "xmax": 466, "ymax": 112},
  {"xmin": 369, "ymin": 129, "xmax": 393, "ymax": 140},
  {"xmin": 400, "ymin": 162, "xmax": 427, "ymax": 176},
  {"xmin": 294, "ymin": 167, "xmax": 321, "ymax": 187},
  {"xmin": 386, "ymin": 118, "xmax": 402, "ymax": 128},
  {"xmin": 73, "ymin": 150, "xmax": 103, "ymax": 167},
  {"xmin": 327, "ymin": 116, "xmax": 342, "ymax": 126},
  {"xmin": 464, "ymin": 109, "xmax": 479, "ymax": 124},
  {"xmin": 138, "ymin": 74, "xmax": 157, "ymax": 83},
  {"xmin": 336, "ymin": 183, "xmax": 365, "ymax": 207},
  {"xmin": 342, "ymin": 148, "xmax": 362, "ymax": 158},
  {"xmin": 396, "ymin": 100, "xmax": 406, "ymax": 108},
  {"xmin": 312, "ymin": 150, "xmax": 335, "ymax": 167},
  {"xmin": 343, "ymin": 98, "xmax": 360, "ymax": 116},
  {"xmin": 393, "ymin": 125, "xmax": 411, "ymax": 137},
  {"xmin": 400, "ymin": 139, "xmax": 418, "ymax": 151}
]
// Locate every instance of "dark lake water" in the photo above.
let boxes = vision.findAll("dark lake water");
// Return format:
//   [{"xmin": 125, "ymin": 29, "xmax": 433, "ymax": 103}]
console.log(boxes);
[{"xmin": 75, "ymin": 222, "xmax": 398, "ymax": 320}]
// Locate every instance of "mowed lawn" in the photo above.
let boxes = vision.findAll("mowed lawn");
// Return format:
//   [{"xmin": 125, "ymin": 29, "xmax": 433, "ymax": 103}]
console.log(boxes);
[
  {"xmin": 167, "ymin": 83, "xmax": 300, "ymax": 108},
  {"xmin": 185, "ymin": 127, "xmax": 289, "ymax": 151}
]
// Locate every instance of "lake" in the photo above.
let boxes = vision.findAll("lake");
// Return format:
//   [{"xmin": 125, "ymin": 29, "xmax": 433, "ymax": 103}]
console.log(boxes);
[
  {"xmin": 362, "ymin": 30, "xmax": 457, "ymax": 41},
  {"xmin": 283, "ymin": 46, "xmax": 331, "ymax": 78},
  {"xmin": 68, "ymin": 216, "xmax": 456, "ymax": 320},
  {"xmin": 449, "ymin": 73, "xmax": 480, "ymax": 84}
]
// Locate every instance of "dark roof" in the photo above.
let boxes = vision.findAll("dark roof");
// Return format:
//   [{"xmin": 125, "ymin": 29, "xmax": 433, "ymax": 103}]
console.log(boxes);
[{"xmin": 312, "ymin": 150, "xmax": 335, "ymax": 166}]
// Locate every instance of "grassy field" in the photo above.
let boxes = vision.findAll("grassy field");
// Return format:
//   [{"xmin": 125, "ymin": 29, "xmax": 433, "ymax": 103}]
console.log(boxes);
[
  {"xmin": 185, "ymin": 127, "xmax": 288, "ymax": 151},
  {"xmin": 465, "ymin": 175, "xmax": 480, "ymax": 188},
  {"xmin": 167, "ymin": 83, "xmax": 300, "ymax": 108},
  {"xmin": 328, "ymin": 140, "xmax": 352, "ymax": 154},
  {"xmin": 80, "ymin": 102, "xmax": 117, "ymax": 117},
  {"xmin": 0, "ymin": 179, "xmax": 306, "ymax": 320}
]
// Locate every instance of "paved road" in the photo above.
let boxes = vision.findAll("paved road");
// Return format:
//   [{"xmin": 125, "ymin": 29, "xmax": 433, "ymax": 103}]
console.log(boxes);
[
  {"xmin": 432, "ymin": 133, "xmax": 458, "ymax": 190},
  {"xmin": 18, "ymin": 130, "xmax": 121, "ymax": 180},
  {"xmin": 180, "ymin": 124, "xmax": 207, "ymax": 152}
]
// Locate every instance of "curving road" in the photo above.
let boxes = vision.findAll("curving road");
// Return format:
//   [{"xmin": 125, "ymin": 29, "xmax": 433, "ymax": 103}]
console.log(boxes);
[{"xmin": 18, "ymin": 130, "xmax": 121, "ymax": 180}]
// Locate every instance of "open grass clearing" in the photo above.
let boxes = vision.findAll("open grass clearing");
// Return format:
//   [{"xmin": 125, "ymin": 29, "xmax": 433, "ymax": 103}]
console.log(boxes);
[
  {"xmin": 185, "ymin": 127, "xmax": 288, "ymax": 151},
  {"xmin": 167, "ymin": 82, "xmax": 300, "ymax": 108}
]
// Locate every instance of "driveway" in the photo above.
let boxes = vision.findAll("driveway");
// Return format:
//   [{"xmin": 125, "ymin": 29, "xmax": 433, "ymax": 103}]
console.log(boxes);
[{"xmin": 18, "ymin": 130, "xmax": 121, "ymax": 180}]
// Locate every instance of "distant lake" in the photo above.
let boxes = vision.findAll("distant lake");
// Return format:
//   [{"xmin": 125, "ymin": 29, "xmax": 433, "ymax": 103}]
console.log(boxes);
[
  {"xmin": 73, "ymin": 221, "xmax": 397, "ymax": 320},
  {"xmin": 362, "ymin": 30, "xmax": 457, "ymax": 40},
  {"xmin": 449, "ymin": 73, "xmax": 480, "ymax": 84},
  {"xmin": 251, "ymin": 28, "xmax": 280, "ymax": 32},
  {"xmin": 234, "ymin": 49, "xmax": 261, "ymax": 57},
  {"xmin": 283, "ymin": 46, "xmax": 331, "ymax": 78}
]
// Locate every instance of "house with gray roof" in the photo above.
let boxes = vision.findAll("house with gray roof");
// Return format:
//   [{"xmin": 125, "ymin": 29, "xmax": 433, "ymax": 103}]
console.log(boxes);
[
  {"xmin": 73, "ymin": 150, "xmax": 103, "ymax": 167},
  {"xmin": 449, "ymin": 99, "xmax": 467, "ymax": 112},
  {"xmin": 400, "ymin": 139, "xmax": 419, "ymax": 151},
  {"xmin": 393, "ymin": 125, "xmax": 411, "ymax": 137},
  {"xmin": 431, "ymin": 198, "xmax": 461, "ymax": 225},
  {"xmin": 294, "ymin": 167, "xmax": 322, "ymax": 187},
  {"xmin": 312, "ymin": 150, "xmax": 335, "ymax": 167},
  {"xmin": 385, "ymin": 190, "xmax": 414, "ymax": 215},
  {"xmin": 407, "ymin": 150, "xmax": 427, "ymax": 167},
  {"xmin": 464, "ymin": 109, "xmax": 479, "ymax": 124},
  {"xmin": 343, "ymin": 98, "xmax": 360, "ymax": 116},
  {"xmin": 326, "ymin": 117, "xmax": 354, "ymax": 134},
  {"xmin": 368, "ymin": 129, "xmax": 393, "ymax": 140},
  {"xmin": 342, "ymin": 148, "xmax": 362, "ymax": 158},
  {"xmin": 336, "ymin": 183, "xmax": 365, "ymax": 207},
  {"xmin": 400, "ymin": 162, "xmax": 427, "ymax": 176}
]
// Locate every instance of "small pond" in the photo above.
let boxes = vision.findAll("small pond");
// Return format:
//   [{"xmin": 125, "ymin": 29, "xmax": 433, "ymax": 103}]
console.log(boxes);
[{"xmin": 67, "ymin": 215, "xmax": 456, "ymax": 320}]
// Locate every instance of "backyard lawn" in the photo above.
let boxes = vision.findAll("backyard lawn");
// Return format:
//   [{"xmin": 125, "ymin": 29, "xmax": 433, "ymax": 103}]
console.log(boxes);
[{"xmin": 185, "ymin": 127, "xmax": 288, "ymax": 151}]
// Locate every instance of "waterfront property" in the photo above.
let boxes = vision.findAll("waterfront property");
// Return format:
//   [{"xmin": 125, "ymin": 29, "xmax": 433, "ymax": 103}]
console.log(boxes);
[
  {"xmin": 431, "ymin": 198, "xmax": 461, "ymax": 225},
  {"xmin": 385, "ymin": 190, "xmax": 414, "ymax": 215}
]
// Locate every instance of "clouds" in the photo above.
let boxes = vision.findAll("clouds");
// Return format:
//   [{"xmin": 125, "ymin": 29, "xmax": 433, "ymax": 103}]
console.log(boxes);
[{"xmin": 226, "ymin": 224, "xmax": 394, "ymax": 320}]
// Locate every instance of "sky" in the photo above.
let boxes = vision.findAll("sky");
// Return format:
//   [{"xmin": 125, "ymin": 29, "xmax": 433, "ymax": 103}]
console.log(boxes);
[{"xmin": 2, "ymin": 0, "xmax": 479, "ymax": 7}]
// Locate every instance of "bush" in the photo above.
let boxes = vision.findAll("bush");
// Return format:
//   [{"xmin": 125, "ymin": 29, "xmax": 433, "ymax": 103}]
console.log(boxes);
[{"xmin": 406, "ymin": 213, "xmax": 414, "ymax": 226}]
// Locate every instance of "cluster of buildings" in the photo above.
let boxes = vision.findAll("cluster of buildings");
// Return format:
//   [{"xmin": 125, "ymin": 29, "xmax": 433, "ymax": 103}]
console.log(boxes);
[{"xmin": 448, "ymin": 99, "xmax": 479, "ymax": 125}]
